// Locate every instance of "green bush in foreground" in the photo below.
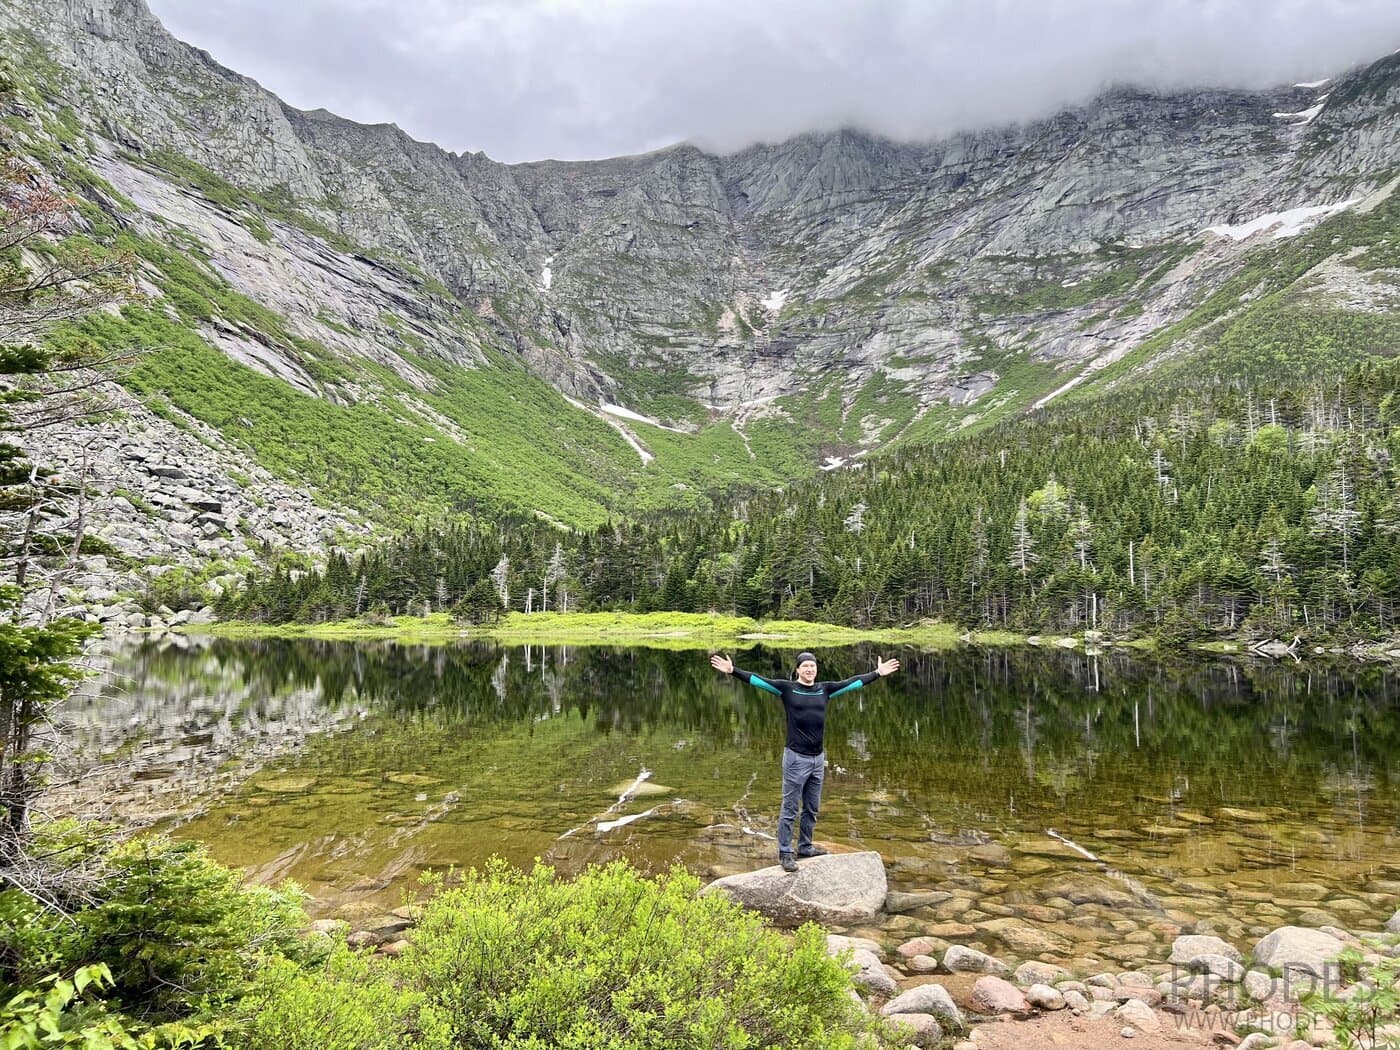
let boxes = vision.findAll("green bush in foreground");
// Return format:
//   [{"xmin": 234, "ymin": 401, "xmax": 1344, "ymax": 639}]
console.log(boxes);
[
  {"xmin": 230, "ymin": 945, "xmax": 451, "ymax": 1050},
  {"xmin": 400, "ymin": 860, "xmax": 889, "ymax": 1050},
  {"xmin": 2, "ymin": 828, "xmax": 307, "ymax": 1020},
  {"xmin": 5, "ymin": 834, "xmax": 896, "ymax": 1050},
  {"xmin": 0, "ymin": 964, "xmax": 214, "ymax": 1049}
]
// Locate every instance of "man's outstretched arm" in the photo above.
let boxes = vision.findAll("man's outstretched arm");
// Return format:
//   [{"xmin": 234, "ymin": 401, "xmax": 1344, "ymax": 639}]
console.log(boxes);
[
  {"xmin": 710, "ymin": 653, "xmax": 784, "ymax": 696},
  {"xmin": 827, "ymin": 656, "xmax": 901, "ymax": 698}
]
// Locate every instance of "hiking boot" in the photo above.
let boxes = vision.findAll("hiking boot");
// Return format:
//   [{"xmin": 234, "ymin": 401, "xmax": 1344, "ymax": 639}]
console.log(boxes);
[
  {"xmin": 797, "ymin": 845, "xmax": 829, "ymax": 858},
  {"xmin": 779, "ymin": 852, "xmax": 798, "ymax": 873}
]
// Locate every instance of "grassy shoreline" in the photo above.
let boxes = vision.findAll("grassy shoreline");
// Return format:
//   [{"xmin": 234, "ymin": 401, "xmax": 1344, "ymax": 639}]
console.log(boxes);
[
  {"xmin": 188, "ymin": 611, "xmax": 1026, "ymax": 650},
  {"xmin": 178, "ymin": 612, "xmax": 1400, "ymax": 660}
]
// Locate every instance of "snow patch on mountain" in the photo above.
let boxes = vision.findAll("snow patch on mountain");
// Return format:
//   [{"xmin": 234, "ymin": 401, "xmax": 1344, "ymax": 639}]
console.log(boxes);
[
  {"xmin": 1205, "ymin": 199, "xmax": 1357, "ymax": 241},
  {"xmin": 1273, "ymin": 97, "xmax": 1327, "ymax": 124},
  {"xmin": 600, "ymin": 403, "xmax": 688, "ymax": 433},
  {"xmin": 563, "ymin": 395, "xmax": 654, "ymax": 464}
]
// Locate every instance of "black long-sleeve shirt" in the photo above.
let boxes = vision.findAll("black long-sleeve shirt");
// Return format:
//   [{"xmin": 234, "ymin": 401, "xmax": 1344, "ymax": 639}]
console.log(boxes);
[{"xmin": 730, "ymin": 666, "xmax": 882, "ymax": 756}]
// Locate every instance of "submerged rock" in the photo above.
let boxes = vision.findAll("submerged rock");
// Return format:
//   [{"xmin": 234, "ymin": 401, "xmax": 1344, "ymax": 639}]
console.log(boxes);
[
  {"xmin": 885, "ymin": 889, "xmax": 954, "ymax": 913},
  {"xmin": 1168, "ymin": 934, "xmax": 1242, "ymax": 965},
  {"xmin": 255, "ymin": 775, "xmax": 316, "ymax": 793},
  {"xmin": 943, "ymin": 944, "xmax": 1010, "ymax": 976}
]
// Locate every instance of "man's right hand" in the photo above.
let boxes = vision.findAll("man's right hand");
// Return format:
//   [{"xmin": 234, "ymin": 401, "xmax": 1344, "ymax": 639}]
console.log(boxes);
[{"xmin": 710, "ymin": 653, "xmax": 734, "ymax": 675}]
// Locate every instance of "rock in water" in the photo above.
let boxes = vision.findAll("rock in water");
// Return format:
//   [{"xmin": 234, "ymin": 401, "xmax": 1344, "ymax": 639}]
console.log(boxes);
[
  {"xmin": 699, "ymin": 851, "xmax": 887, "ymax": 924},
  {"xmin": 1168, "ymin": 934, "xmax": 1243, "ymax": 965},
  {"xmin": 943, "ymin": 944, "xmax": 1010, "ymax": 976},
  {"xmin": 885, "ymin": 889, "xmax": 954, "ymax": 913}
]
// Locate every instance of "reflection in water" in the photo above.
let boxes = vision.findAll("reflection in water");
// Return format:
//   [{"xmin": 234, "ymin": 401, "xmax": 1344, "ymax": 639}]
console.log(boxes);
[{"xmin": 56, "ymin": 636, "xmax": 1400, "ymax": 964}]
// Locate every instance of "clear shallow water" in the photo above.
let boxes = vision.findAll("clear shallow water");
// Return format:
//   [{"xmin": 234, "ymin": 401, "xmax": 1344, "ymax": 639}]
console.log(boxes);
[{"xmin": 57, "ymin": 636, "xmax": 1400, "ymax": 967}]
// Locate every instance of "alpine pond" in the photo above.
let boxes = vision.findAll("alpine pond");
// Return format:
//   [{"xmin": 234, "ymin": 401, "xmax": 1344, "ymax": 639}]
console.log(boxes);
[{"xmin": 59, "ymin": 636, "xmax": 1400, "ymax": 968}]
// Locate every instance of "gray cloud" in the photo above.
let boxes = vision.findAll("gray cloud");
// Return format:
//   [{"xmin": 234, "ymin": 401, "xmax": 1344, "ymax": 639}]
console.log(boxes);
[{"xmin": 146, "ymin": 0, "xmax": 1400, "ymax": 163}]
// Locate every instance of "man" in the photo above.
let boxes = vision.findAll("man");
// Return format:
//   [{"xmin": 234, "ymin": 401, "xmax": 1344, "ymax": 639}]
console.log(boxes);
[{"xmin": 710, "ymin": 650, "xmax": 900, "ymax": 872}]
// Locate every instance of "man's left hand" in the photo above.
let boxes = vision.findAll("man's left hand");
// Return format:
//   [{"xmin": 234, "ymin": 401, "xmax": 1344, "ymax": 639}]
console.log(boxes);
[{"xmin": 876, "ymin": 656, "xmax": 900, "ymax": 676}]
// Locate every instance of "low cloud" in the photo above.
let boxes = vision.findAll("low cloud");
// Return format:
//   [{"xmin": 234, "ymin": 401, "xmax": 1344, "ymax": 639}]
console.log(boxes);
[{"xmin": 148, "ymin": 0, "xmax": 1400, "ymax": 163}]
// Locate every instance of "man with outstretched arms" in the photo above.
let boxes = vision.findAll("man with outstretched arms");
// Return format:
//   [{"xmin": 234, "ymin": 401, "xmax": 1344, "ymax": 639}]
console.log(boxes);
[{"xmin": 710, "ymin": 650, "xmax": 899, "ymax": 872}]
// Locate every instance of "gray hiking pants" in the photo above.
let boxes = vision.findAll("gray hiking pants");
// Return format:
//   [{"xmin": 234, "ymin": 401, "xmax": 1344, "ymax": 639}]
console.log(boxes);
[{"xmin": 778, "ymin": 747, "xmax": 824, "ymax": 855}]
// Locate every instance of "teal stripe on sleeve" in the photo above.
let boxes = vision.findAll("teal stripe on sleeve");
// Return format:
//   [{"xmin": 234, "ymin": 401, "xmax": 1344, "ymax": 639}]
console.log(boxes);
[
  {"xmin": 749, "ymin": 674, "xmax": 783, "ymax": 696},
  {"xmin": 829, "ymin": 679, "xmax": 865, "ymax": 699}
]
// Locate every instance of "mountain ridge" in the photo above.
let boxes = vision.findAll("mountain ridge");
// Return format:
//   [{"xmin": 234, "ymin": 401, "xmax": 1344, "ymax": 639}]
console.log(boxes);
[{"xmin": 3, "ymin": 0, "xmax": 1400, "ymax": 629}]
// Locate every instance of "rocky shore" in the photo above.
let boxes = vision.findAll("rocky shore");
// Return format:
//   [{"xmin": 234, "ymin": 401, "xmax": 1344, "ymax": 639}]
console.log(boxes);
[
  {"xmin": 703, "ymin": 852, "xmax": 1400, "ymax": 1047},
  {"xmin": 325, "ymin": 852, "xmax": 1400, "ymax": 1049}
]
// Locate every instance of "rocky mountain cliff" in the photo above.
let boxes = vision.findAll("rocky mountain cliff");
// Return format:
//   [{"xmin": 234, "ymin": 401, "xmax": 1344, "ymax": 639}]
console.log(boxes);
[{"xmin": 3, "ymin": 1, "xmax": 1400, "ymax": 589}]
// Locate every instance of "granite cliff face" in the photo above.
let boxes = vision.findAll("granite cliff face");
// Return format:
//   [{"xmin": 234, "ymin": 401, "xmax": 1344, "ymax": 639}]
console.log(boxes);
[{"xmin": 3, "ymin": 0, "xmax": 1400, "ymax": 536}]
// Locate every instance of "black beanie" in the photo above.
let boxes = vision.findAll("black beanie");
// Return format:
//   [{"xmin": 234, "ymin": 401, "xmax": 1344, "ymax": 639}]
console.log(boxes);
[{"xmin": 793, "ymin": 652, "xmax": 817, "ymax": 676}]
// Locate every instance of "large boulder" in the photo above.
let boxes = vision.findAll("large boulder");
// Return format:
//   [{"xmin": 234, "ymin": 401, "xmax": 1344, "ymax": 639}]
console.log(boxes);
[
  {"xmin": 1252, "ymin": 927, "xmax": 1347, "ymax": 977},
  {"xmin": 700, "ymin": 851, "xmax": 886, "ymax": 925},
  {"xmin": 1386, "ymin": 909, "xmax": 1400, "ymax": 934}
]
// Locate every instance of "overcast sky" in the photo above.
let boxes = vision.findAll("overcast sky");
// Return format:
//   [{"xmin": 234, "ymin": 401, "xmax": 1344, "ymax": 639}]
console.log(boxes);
[{"xmin": 146, "ymin": 0, "xmax": 1400, "ymax": 164}]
